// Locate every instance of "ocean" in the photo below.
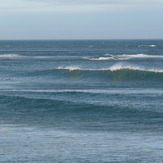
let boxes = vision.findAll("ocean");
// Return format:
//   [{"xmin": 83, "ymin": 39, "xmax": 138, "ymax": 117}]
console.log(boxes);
[{"xmin": 0, "ymin": 40, "xmax": 163, "ymax": 162}]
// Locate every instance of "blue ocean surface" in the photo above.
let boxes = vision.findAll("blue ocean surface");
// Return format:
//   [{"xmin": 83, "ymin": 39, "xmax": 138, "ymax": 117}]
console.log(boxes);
[{"xmin": 0, "ymin": 40, "xmax": 163, "ymax": 162}]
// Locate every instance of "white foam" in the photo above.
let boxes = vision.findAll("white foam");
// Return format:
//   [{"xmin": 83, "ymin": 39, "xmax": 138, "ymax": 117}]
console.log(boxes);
[
  {"xmin": 56, "ymin": 66, "xmax": 81, "ymax": 71},
  {"xmin": 0, "ymin": 54, "xmax": 22, "ymax": 58},
  {"xmin": 90, "ymin": 57, "xmax": 115, "ymax": 61},
  {"xmin": 148, "ymin": 45, "xmax": 157, "ymax": 47},
  {"xmin": 121, "ymin": 54, "xmax": 147, "ymax": 58},
  {"xmin": 82, "ymin": 57, "xmax": 90, "ymax": 60},
  {"xmin": 138, "ymin": 45, "xmax": 157, "ymax": 48},
  {"xmin": 84, "ymin": 55, "xmax": 117, "ymax": 61},
  {"xmin": 146, "ymin": 69, "xmax": 163, "ymax": 73}
]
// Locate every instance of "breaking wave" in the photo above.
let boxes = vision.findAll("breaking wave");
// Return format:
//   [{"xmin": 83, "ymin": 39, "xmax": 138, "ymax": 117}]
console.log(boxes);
[
  {"xmin": 53, "ymin": 64, "xmax": 163, "ymax": 83},
  {"xmin": 84, "ymin": 54, "xmax": 163, "ymax": 61},
  {"xmin": 56, "ymin": 64, "xmax": 163, "ymax": 73}
]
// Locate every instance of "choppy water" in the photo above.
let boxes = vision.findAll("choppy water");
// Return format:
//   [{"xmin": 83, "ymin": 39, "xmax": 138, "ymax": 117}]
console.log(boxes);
[{"xmin": 0, "ymin": 40, "xmax": 163, "ymax": 162}]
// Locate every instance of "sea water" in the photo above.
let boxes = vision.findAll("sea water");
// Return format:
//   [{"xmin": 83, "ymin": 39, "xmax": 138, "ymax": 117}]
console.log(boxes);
[{"xmin": 0, "ymin": 40, "xmax": 163, "ymax": 162}]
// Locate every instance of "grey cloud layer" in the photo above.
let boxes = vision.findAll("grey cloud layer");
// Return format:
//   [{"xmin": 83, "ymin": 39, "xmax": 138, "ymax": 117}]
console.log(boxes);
[{"xmin": 0, "ymin": 0, "xmax": 162, "ymax": 13}]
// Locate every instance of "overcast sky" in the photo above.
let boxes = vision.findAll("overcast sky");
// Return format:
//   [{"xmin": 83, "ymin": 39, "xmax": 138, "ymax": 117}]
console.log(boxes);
[{"xmin": 0, "ymin": 0, "xmax": 163, "ymax": 39}]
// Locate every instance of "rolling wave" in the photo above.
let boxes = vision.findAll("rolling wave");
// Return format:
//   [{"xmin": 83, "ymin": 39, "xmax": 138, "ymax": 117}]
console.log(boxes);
[
  {"xmin": 0, "ymin": 94, "xmax": 163, "ymax": 129},
  {"xmin": 56, "ymin": 64, "xmax": 163, "ymax": 73},
  {"xmin": 0, "ymin": 94, "xmax": 160, "ymax": 113},
  {"xmin": 25, "ymin": 64, "xmax": 163, "ymax": 82},
  {"xmin": 54, "ymin": 64, "xmax": 163, "ymax": 82}
]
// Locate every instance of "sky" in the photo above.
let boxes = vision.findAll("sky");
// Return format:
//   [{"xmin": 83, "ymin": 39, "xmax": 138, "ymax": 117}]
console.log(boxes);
[{"xmin": 0, "ymin": 0, "xmax": 163, "ymax": 39}]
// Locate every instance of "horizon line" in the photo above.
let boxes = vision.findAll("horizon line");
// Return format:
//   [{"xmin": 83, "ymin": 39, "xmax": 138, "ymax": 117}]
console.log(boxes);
[{"xmin": 0, "ymin": 38, "xmax": 163, "ymax": 41}]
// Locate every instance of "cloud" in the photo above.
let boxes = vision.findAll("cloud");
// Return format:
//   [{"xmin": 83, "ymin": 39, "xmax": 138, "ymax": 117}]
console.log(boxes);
[{"xmin": 0, "ymin": 0, "xmax": 162, "ymax": 13}]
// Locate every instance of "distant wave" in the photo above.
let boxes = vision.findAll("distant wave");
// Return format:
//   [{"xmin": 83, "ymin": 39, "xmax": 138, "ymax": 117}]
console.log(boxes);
[
  {"xmin": 118, "ymin": 54, "xmax": 163, "ymax": 58},
  {"xmin": 0, "ymin": 54, "xmax": 22, "ymax": 58},
  {"xmin": 5, "ymin": 88, "xmax": 163, "ymax": 95},
  {"xmin": 112, "ymin": 54, "xmax": 163, "ymax": 58},
  {"xmin": 84, "ymin": 54, "xmax": 163, "ymax": 61},
  {"xmin": 32, "ymin": 56, "xmax": 80, "ymax": 60},
  {"xmin": 0, "ymin": 54, "xmax": 79, "ymax": 60}
]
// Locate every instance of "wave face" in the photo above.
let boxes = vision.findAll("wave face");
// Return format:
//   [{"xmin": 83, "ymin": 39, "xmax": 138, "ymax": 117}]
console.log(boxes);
[
  {"xmin": 1, "ymin": 90, "xmax": 163, "ymax": 129},
  {"xmin": 0, "ymin": 40, "xmax": 163, "ymax": 163},
  {"xmin": 54, "ymin": 64, "xmax": 163, "ymax": 85}
]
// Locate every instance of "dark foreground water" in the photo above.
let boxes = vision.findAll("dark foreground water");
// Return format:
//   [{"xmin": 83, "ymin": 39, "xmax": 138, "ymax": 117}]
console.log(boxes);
[{"xmin": 0, "ymin": 40, "xmax": 163, "ymax": 162}]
